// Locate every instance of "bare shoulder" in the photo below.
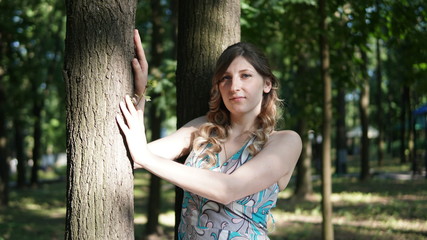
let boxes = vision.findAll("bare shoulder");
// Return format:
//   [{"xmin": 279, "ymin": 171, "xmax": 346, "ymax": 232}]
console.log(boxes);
[
  {"xmin": 262, "ymin": 130, "xmax": 303, "ymax": 161},
  {"xmin": 268, "ymin": 130, "xmax": 302, "ymax": 150},
  {"xmin": 175, "ymin": 116, "xmax": 208, "ymax": 135},
  {"xmin": 266, "ymin": 130, "xmax": 302, "ymax": 191},
  {"xmin": 170, "ymin": 116, "xmax": 207, "ymax": 139},
  {"xmin": 181, "ymin": 116, "xmax": 208, "ymax": 129}
]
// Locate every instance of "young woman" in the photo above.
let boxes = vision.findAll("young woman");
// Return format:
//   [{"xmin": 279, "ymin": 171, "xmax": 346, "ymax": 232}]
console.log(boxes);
[{"xmin": 117, "ymin": 30, "xmax": 302, "ymax": 240}]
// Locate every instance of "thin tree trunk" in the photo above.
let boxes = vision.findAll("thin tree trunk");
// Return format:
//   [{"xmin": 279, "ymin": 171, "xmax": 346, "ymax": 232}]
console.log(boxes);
[
  {"xmin": 375, "ymin": 35, "xmax": 385, "ymax": 167},
  {"xmin": 145, "ymin": 0, "xmax": 165, "ymax": 237},
  {"xmin": 175, "ymin": 1, "xmax": 240, "ymax": 238},
  {"xmin": 425, "ymin": 121, "xmax": 427, "ymax": 179},
  {"xmin": 335, "ymin": 87, "xmax": 347, "ymax": 174},
  {"xmin": 30, "ymin": 91, "xmax": 42, "ymax": 186},
  {"xmin": 0, "ymin": 84, "xmax": 9, "ymax": 207},
  {"xmin": 64, "ymin": 1, "xmax": 137, "ymax": 239},
  {"xmin": 294, "ymin": 120, "xmax": 313, "ymax": 199},
  {"xmin": 14, "ymin": 118, "xmax": 26, "ymax": 189},
  {"xmin": 146, "ymin": 106, "xmax": 162, "ymax": 236},
  {"xmin": 359, "ymin": 48, "xmax": 370, "ymax": 181},
  {"xmin": 318, "ymin": 0, "xmax": 334, "ymax": 238},
  {"xmin": 408, "ymin": 92, "xmax": 417, "ymax": 174},
  {"xmin": 400, "ymin": 86, "xmax": 409, "ymax": 163},
  {"xmin": 294, "ymin": 55, "xmax": 313, "ymax": 199},
  {"xmin": 30, "ymin": 16, "xmax": 63, "ymax": 186},
  {"xmin": 170, "ymin": 0, "xmax": 178, "ymax": 59}
]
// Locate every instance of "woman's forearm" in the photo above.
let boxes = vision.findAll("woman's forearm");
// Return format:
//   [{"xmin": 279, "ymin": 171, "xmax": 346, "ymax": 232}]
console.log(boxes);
[{"xmin": 138, "ymin": 151, "xmax": 234, "ymax": 204}]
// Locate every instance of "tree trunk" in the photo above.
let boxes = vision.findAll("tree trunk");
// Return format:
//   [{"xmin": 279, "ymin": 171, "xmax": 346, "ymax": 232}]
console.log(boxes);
[
  {"xmin": 14, "ymin": 117, "xmax": 26, "ymax": 189},
  {"xmin": 375, "ymin": 37, "xmax": 385, "ymax": 167},
  {"xmin": 400, "ymin": 86, "xmax": 409, "ymax": 163},
  {"xmin": 293, "ymin": 55, "xmax": 313, "ymax": 199},
  {"xmin": 318, "ymin": 0, "xmax": 334, "ymax": 239},
  {"xmin": 359, "ymin": 48, "xmax": 370, "ymax": 181},
  {"xmin": 0, "ymin": 84, "xmax": 9, "ymax": 207},
  {"xmin": 145, "ymin": 0, "xmax": 165, "ymax": 236},
  {"xmin": 30, "ymin": 90, "xmax": 43, "ymax": 186},
  {"xmin": 335, "ymin": 87, "xmax": 347, "ymax": 175},
  {"xmin": 63, "ymin": 1, "xmax": 137, "ymax": 239},
  {"xmin": 176, "ymin": 0, "xmax": 241, "ymax": 127},
  {"xmin": 408, "ymin": 91, "xmax": 417, "ymax": 174},
  {"xmin": 170, "ymin": 0, "xmax": 178, "ymax": 59},
  {"xmin": 175, "ymin": 0, "xmax": 240, "ymax": 238},
  {"xmin": 425, "ymin": 122, "xmax": 427, "ymax": 179},
  {"xmin": 294, "ymin": 120, "xmax": 313, "ymax": 199}
]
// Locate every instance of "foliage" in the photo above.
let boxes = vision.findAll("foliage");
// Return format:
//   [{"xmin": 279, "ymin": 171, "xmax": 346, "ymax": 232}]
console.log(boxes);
[
  {"xmin": 1, "ymin": 0, "xmax": 425, "ymax": 174},
  {"xmin": 146, "ymin": 59, "xmax": 177, "ymax": 135},
  {"xmin": 0, "ymin": 0, "xmax": 66, "ymax": 155},
  {"xmin": 0, "ymin": 0, "xmax": 426, "ymax": 237}
]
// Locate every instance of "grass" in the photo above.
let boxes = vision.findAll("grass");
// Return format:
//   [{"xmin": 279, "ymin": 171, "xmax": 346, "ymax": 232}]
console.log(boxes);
[{"xmin": 1, "ymin": 158, "xmax": 426, "ymax": 240}]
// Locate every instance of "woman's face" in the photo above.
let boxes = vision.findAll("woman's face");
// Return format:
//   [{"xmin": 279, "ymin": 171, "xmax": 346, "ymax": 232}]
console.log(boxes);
[{"xmin": 218, "ymin": 56, "xmax": 272, "ymax": 118}]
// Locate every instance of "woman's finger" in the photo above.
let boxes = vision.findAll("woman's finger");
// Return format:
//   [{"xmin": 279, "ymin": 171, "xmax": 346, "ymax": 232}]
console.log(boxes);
[
  {"xmin": 125, "ymin": 95, "xmax": 138, "ymax": 116},
  {"xmin": 119, "ymin": 101, "xmax": 134, "ymax": 126},
  {"xmin": 134, "ymin": 29, "xmax": 148, "ymax": 73},
  {"xmin": 116, "ymin": 114, "xmax": 129, "ymax": 134},
  {"xmin": 132, "ymin": 58, "xmax": 147, "ymax": 96}
]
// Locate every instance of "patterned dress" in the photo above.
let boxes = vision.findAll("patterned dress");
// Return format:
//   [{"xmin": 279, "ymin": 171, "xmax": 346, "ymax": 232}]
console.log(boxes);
[{"xmin": 178, "ymin": 138, "xmax": 279, "ymax": 240}]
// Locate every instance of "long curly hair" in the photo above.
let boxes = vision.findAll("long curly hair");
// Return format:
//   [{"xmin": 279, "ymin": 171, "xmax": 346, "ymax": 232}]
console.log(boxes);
[{"xmin": 192, "ymin": 42, "xmax": 281, "ymax": 168}]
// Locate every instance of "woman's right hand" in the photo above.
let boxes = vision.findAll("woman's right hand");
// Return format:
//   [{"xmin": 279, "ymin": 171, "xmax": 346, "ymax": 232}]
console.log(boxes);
[
  {"xmin": 132, "ymin": 29, "xmax": 149, "ymax": 114},
  {"xmin": 117, "ymin": 95, "xmax": 149, "ymax": 169}
]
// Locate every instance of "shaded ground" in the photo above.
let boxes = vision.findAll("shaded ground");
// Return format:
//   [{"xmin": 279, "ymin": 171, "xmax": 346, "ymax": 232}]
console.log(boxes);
[{"xmin": 1, "ymin": 168, "xmax": 426, "ymax": 240}]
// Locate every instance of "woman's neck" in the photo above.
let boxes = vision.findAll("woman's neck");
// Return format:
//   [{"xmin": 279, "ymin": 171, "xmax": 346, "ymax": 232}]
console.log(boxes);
[{"xmin": 229, "ymin": 114, "xmax": 257, "ymax": 138}]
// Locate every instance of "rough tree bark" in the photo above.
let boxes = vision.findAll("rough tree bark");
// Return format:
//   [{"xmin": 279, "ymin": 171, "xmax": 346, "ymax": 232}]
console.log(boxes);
[
  {"xmin": 174, "ymin": 0, "xmax": 240, "ymax": 238},
  {"xmin": 63, "ymin": 1, "xmax": 137, "ymax": 239}
]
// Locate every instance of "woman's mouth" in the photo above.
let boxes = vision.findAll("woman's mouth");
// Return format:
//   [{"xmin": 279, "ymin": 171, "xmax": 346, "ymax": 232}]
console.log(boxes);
[{"xmin": 230, "ymin": 96, "xmax": 245, "ymax": 101}]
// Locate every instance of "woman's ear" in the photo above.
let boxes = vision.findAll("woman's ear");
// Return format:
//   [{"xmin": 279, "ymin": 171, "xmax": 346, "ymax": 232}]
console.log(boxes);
[{"xmin": 263, "ymin": 78, "xmax": 272, "ymax": 93}]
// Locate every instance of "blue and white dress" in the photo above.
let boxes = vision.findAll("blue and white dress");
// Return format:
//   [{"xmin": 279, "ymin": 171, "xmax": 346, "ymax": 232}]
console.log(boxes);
[{"xmin": 178, "ymin": 138, "xmax": 279, "ymax": 240}]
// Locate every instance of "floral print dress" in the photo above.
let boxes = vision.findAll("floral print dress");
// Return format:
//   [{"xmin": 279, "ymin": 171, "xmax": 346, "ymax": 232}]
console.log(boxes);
[{"xmin": 178, "ymin": 138, "xmax": 279, "ymax": 240}]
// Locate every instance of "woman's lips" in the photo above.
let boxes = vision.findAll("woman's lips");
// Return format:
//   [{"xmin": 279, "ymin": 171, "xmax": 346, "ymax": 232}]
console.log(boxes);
[{"xmin": 230, "ymin": 96, "xmax": 245, "ymax": 101}]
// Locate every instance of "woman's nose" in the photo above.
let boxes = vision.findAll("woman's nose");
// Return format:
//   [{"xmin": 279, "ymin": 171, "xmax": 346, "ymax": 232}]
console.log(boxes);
[{"xmin": 230, "ymin": 77, "xmax": 241, "ymax": 92}]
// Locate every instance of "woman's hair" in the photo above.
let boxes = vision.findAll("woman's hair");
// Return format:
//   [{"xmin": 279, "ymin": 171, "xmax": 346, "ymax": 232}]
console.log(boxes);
[{"xmin": 192, "ymin": 42, "xmax": 280, "ymax": 168}]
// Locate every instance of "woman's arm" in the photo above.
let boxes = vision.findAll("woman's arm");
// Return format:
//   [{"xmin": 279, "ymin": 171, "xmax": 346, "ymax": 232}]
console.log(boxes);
[
  {"xmin": 144, "ymin": 130, "xmax": 301, "ymax": 205},
  {"xmin": 130, "ymin": 29, "xmax": 205, "ymax": 160},
  {"xmin": 147, "ymin": 116, "xmax": 206, "ymax": 160},
  {"xmin": 118, "ymin": 96, "xmax": 302, "ymax": 205}
]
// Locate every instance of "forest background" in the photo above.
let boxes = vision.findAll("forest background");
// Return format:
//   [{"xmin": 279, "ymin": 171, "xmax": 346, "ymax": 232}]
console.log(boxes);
[{"xmin": 0, "ymin": 0, "xmax": 426, "ymax": 239}]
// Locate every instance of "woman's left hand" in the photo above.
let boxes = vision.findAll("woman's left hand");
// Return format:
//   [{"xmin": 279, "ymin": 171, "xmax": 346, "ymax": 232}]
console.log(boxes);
[
  {"xmin": 116, "ymin": 95, "xmax": 148, "ymax": 168},
  {"xmin": 132, "ymin": 29, "xmax": 149, "ymax": 113}
]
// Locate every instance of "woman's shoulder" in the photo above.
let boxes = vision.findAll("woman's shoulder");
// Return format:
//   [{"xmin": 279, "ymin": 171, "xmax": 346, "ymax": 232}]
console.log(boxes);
[
  {"xmin": 271, "ymin": 129, "xmax": 301, "ymax": 139},
  {"xmin": 266, "ymin": 130, "xmax": 302, "ymax": 150},
  {"xmin": 181, "ymin": 116, "xmax": 208, "ymax": 129}
]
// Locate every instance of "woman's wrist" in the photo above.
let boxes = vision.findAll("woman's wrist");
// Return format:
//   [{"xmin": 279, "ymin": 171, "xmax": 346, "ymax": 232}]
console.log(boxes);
[{"xmin": 132, "ymin": 146, "xmax": 152, "ymax": 168}]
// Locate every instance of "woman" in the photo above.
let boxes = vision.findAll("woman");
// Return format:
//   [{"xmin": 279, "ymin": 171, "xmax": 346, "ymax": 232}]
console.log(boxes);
[{"xmin": 117, "ymin": 30, "xmax": 302, "ymax": 239}]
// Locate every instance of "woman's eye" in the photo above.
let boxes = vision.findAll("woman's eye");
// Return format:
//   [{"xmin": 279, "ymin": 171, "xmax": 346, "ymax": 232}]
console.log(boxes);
[
  {"xmin": 242, "ymin": 74, "xmax": 251, "ymax": 79},
  {"xmin": 220, "ymin": 75, "xmax": 231, "ymax": 82}
]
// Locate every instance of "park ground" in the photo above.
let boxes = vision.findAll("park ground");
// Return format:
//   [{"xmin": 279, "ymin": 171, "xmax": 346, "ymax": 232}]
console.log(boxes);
[{"xmin": 0, "ymin": 156, "xmax": 426, "ymax": 240}]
